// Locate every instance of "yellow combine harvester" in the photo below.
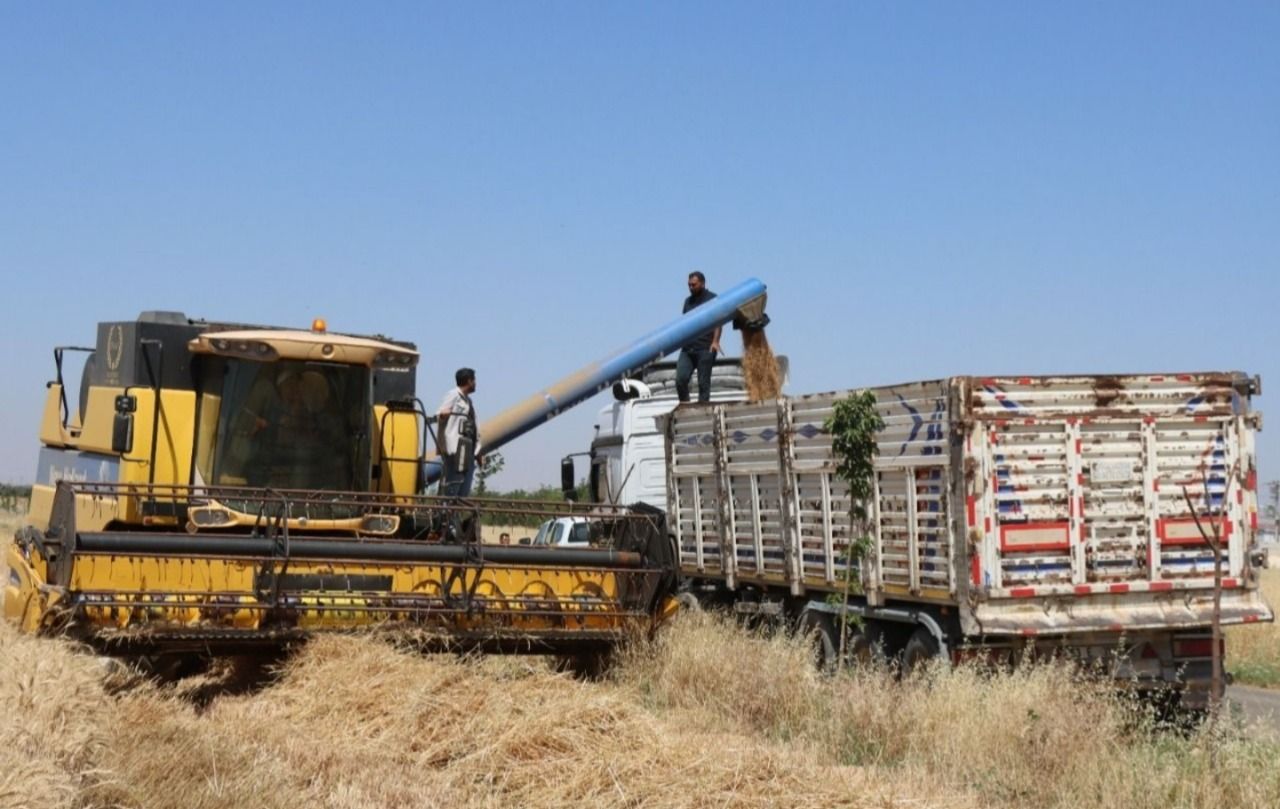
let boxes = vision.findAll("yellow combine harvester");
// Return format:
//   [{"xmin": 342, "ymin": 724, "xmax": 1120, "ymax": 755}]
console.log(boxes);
[{"xmin": 4, "ymin": 312, "xmax": 679, "ymax": 664}]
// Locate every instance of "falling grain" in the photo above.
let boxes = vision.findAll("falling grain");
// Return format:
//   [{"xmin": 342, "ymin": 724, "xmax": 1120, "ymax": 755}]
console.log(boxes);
[{"xmin": 742, "ymin": 329, "xmax": 782, "ymax": 401}]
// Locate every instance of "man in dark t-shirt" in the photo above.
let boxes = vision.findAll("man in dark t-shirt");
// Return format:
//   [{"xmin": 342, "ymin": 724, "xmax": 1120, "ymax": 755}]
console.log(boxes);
[{"xmin": 677, "ymin": 271, "xmax": 721, "ymax": 403}]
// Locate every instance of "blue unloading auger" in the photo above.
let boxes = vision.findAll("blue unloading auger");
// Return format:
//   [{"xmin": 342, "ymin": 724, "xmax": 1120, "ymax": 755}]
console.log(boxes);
[{"xmin": 424, "ymin": 277, "xmax": 770, "ymax": 483}]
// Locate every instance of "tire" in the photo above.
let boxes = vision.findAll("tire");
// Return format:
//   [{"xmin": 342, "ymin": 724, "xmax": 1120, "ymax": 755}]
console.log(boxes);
[
  {"xmin": 844, "ymin": 628, "xmax": 874, "ymax": 666},
  {"xmin": 799, "ymin": 610, "xmax": 840, "ymax": 674},
  {"xmin": 676, "ymin": 591, "xmax": 702, "ymax": 613},
  {"xmin": 902, "ymin": 627, "xmax": 942, "ymax": 673}
]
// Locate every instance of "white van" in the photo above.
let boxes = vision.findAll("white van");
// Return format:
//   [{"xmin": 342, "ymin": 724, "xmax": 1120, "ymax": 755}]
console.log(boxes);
[{"xmin": 531, "ymin": 516, "xmax": 592, "ymax": 547}]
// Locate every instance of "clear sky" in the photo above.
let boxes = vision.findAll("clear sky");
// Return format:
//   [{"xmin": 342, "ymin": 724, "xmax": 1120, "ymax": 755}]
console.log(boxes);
[{"xmin": 1, "ymin": 3, "xmax": 1277, "ymax": 491}]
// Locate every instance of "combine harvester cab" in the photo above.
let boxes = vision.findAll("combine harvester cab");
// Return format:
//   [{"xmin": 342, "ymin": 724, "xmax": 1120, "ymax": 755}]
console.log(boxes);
[
  {"xmin": 666, "ymin": 372, "xmax": 1273, "ymax": 705},
  {"xmin": 3, "ymin": 312, "xmax": 676, "ymax": 661}
]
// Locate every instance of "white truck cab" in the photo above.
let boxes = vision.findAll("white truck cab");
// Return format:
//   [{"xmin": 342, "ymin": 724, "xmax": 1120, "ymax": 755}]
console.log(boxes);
[
  {"xmin": 565, "ymin": 357, "xmax": 787, "ymax": 509},
  {"xmin": 530, "ymin": 516, "xmax": 592, "ymax": 547}
]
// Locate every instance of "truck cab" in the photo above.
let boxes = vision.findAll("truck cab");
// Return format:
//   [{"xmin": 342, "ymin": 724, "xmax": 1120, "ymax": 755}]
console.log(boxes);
[{"xmin": 578, "ymin": 357, "xmax": 788, "ymax": 508}]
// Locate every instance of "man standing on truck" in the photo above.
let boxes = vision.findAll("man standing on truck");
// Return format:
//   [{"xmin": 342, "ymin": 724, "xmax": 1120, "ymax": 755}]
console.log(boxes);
[
  {"xmin": 437, "ymin": 367, "xmax": 482, "ymax": 497},
  {"xmin": 677, "ymin": 271, "xmax": 722, "ymax": 403}
]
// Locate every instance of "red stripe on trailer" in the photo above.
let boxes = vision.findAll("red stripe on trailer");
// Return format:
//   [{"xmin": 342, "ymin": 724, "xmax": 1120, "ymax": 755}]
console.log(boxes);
[
  {"xmin": 1237, "ymin": 489, "xmax": 1244, "ymax": 505},
  {"xmin": 1074, "ymin": 584, "xmax": 1093, "ymax": 595},
  {"xmin": 1253, "ymin": 511, "xmax": 1259, "ymax": 530},
  {"xmin": 1080, "ymin": 523, "xmax": 1086, "ymax": 542},
  {"xmin": 1109, "ymin": 583, "xmax": 1130, "ymax": 594},
  {"xmin": 1021, "ymin": 628, "xmax": 1038, "ymax": 636},
  {"xmin": 1083, "ymin": 416, "xmax": 1094, "ymax": 424},
  {"xmin": 1077, "ymin": 473, "xmax": 1084, "ymax": 486},
  {"xmin": 1024, "ymin": 417, "xmax": 1036, "ymax": 425},
  {"xmin": 1244, "ymin": 614, "xmax": 1261, "ymax": 624},
  {"xmin": 1011, "ymin": 587, "xmax": 1037, "ymax": 598},
  {"xmin": 1078, "ymin": 496, "xmax": 1085, "ymax": 518},
  {"xmin": 1143, "ymin": 416, "xmax": 1155, "ymax": 425},
  {"xmin": 1246, "ymin": 469, "xmax": 1257, "ymax": 491},
  {"xmin": 1108, "ymin": 624, "xmax": 1125, "ymax": 633},
  {"xmin": 1177, "ymin": 374, "xmax": 1192, "ymax": 382},
  {"xmin": 1194, "ymin": 415, "xmax": 1207, "ymax": 422},
  {"xmin": 1066, "ymin": 417, "xmax": 1078, "ymax": 426},
  {"xmin": 1001, "ymin": 522, "xmax": 1071, "ymax": 553},
  {"xmin": 1150, "ymin": 376, "xmax": 1165, "ymax": 382},
  {"xmin": 967, "ymin": 495, "xmax": 977, "ymax": 525},
  {"xmin": 1223, "ymin": 578, "xmax": 1239, "ymax": 588},
  {"xmin": 1153, "ymin": 478, "xmax": 1160, "ymax": 492},
  {"xmin": 1151, "ymin": 581, "xmax": 1174, "ymax": 592},
  {"xmin": 1075, "ymin": 439, "xmax": 1082, "ymax": 454},
  {"xmin": 981, "ymin": 378, "xmax": 997, "ymax": 386},
  {"xmin": 971, "ymin": 555, "xmax": 981, "ymax": 587},
  {"xmin": 1157, "ymin": 517, "xmax": 1231, "ymax": 545},
  {"xmin": 985, "ymin": 516, "xmax": 991, "ymax": 533},
  {"xmin": 1018, "ymin": 377, "xmax": 1032, "ymax": 385}
]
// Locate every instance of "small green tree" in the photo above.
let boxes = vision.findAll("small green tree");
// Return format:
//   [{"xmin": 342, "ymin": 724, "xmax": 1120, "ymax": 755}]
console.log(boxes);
[
  {"xmin": 823, "ymin": 390, "xmax": 884, "ymax": 661},
  {"xmin": 474, "ymin": 453, "xmax": 505, "ymax": 495}
]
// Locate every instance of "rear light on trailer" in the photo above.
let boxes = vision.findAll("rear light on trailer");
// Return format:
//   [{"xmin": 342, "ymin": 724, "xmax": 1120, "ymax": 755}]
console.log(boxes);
[{"xmin": 1173, "ymin": 638, "xmax": 1222, "ymax": 659}]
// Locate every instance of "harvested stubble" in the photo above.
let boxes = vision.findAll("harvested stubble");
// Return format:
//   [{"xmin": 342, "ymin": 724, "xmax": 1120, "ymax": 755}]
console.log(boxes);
[
  {"xmin": 5, "ymin": 520, "xmax": 1280, "ymax": 809},
  {"xmin": 742, "ymin": 329, "xmax": 782, "ymax": 401},
  {"xmin": 0, "ymin": 566, "xmax": 943, "ymax": 808}
]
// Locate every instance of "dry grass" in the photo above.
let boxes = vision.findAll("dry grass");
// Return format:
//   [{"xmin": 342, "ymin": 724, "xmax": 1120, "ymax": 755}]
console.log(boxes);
[
  {"xmin": 619, "ymin": 612, "xmax": 1280, "ymax": 809},
  {"xmin": 0, "ymin": 504, "xmax": 25, "ymax": 538},
  {"xmin": 1228, "ymin": 567, "xmax": 1280, "ymax": 687},
  {"xmin": 4, "ymin": 504, "xmax": 1280, "ymax": 809},
  {"xmin": 0, "ymin": 536, "xmax": 951, "ymax": 809}
]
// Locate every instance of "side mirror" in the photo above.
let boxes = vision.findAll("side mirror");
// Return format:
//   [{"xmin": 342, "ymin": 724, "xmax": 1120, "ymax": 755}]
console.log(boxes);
[
  {"xmin": 560, "ymin": 457, "xmax": 576, "ymax": 501},
  {"xmin": 112, "ymin": 394, "xmax": 136, "ymax": 454}
]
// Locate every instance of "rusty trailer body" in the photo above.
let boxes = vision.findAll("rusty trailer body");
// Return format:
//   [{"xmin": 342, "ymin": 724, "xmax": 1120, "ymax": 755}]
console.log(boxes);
[{"xmin": 664, "ymin": 372, "xmax": 1272, "ymax": 702}]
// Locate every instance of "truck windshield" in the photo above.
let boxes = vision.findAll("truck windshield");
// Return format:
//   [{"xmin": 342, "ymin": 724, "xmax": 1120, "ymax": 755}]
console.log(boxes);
[
  {"xmin": 200, "ymin": 358, "xmax": 371, "ymax": 492},
  {"xmin": 532, "ymin": 520, "xmax": 554, "ymax": 546}
]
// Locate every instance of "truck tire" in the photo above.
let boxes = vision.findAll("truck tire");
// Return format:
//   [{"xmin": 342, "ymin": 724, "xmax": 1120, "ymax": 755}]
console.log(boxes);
[
  {"xmin": 799, "ymin": 609, "xmax": 840, "ymax": 674},
  {"xmin": 902, "ymin": 627, "xmax": 941, "ymax": 673},
  {"xmin": 676, "ymin": 591, "xmax": 702, "ymax": 613}
]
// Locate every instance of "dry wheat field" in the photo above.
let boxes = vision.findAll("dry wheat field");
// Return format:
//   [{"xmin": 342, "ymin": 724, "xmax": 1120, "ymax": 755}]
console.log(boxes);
[{"xmin": 4, "ymin": 505, "xmax": 1280, "ymax": 809}]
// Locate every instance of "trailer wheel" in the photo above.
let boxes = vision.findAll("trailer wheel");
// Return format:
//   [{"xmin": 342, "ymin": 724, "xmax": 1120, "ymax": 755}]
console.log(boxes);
[
  {"xmin": 902, "ymin": 627, "xmax": 941, "ymax": 673},
  {"xmin": 799, "ymin": 610, "xmax": 839, "ymax": 674},
  {"xmin": 844, "ymin": 628, "xmax": 874, "ymax": 666},
  {"xmin": 676, "ymin": 591, "xmax": 702, "ymax": 613}
]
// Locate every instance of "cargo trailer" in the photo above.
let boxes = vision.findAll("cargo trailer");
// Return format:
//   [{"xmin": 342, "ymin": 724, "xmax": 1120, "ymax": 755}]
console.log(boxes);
[{"xmin": 662, "ymin": 372, "xmax": 1273, "ymax": 705}]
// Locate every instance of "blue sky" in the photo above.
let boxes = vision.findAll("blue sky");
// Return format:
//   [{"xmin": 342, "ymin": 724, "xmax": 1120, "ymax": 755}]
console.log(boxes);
[{"xmin": 1, "ymin": 3, "xmax": 1277, "ymax": 490}]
